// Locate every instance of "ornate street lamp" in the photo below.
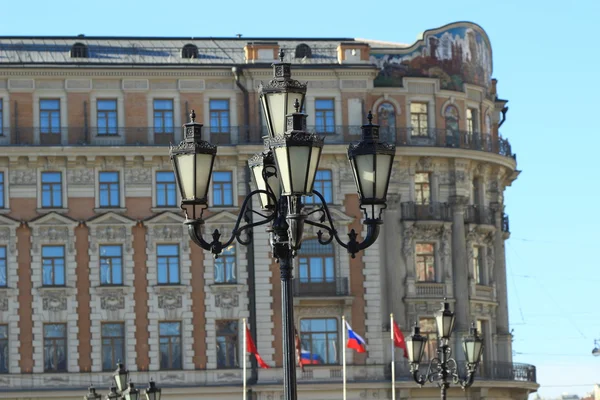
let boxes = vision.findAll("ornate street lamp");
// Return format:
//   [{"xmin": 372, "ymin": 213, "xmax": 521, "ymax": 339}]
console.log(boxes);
[
  {"xmin": 144, "ymin": 379, "xmax": 161, "ymax": 400},
  {"xmin": 93, "ymin": 364, "xmax": 160, "ymax": 400},
  {"xmin": 406, "ymin": 302, "xmax": 484, "ymax": 400},
  {"xmin": 84, "ymin": 385, "xmax": 102, "ymax": 400},
  {"xmin": 122, "ymin": 382, "xmax": 139, "ymax": 400},
  {"xmin": 113, "ymin": 363, "xmax": 129, "ymax": 393},
  {"xmin": 105, "ymin": 387, "xmax": 120, "ymax": 400},
  {"xmin": 169, "ymin": 50, "xmax": 395, "ymax": 400}
]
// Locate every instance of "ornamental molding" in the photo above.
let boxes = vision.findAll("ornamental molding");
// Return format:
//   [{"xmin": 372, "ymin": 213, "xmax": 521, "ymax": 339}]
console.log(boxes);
[
  {"xmin": 9, "ymin": 169, "xmax": 36, "ymax": 185},
  {"xmin": 41, "ymin": 290, "xmax": 68, "ymax": 311},
  {"xmin": 67, "ymin": 168, "xmax": 95, "ymax": 185},
  {"xmin": 144, "ymin": 212, "xmax": 188, "ymax": 250},
  {"xmin": 125, "ymin": 168, "xmax": 152, "ymax": 185},
  {"xmin": 0, "ymin": 297, "xmax": 7, "ymax": 311},
  {"xmin": 0, "ymin": 215, "xmax": 20, "ymax": 255},
  {"xmin": 87, "ymin": 212, "xmax": 136, "ymax": 253},
  {"xmin": 295, "ymin": 305, "xmax": 343, "ymax": 317},
  {"xmin": 100, "ymin": 290, "xmax": 126, "ymax": 311},
  {"xmin": 214, "ymin": 290, "xmax": 239, "ymax": 309},
  {"xmin": 417, "ymin": 156, "xmax": 434, "ymax": 171},
  {"xmin": 2, "ymin": 70, "xmax": 234, "ymax": 78},
  {"xmin": 158, "ymin": 289, "xmax": 183, "ymax": 310},
  {"xmin": 29, "ymin": 212, "xmax": 78, "ymax": 254}
]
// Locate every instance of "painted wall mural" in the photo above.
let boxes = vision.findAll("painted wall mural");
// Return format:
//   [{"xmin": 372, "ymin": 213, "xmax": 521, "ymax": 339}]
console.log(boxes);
[{"xmin": 371, "ymin": 23, "xmax": 493, "ymax": 92}]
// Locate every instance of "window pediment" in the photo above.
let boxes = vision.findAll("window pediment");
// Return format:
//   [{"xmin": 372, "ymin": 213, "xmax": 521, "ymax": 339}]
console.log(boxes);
[
  {"xmin": 29, "ymin": 212, "xmax": 78, "ymax": 253},
  {"xmin": 87, "ymin": 212, "xmax": 136, "ymax": 252},
  {"xmin": 145, "ymin": 211, "xmax": 187, "ymax": 250},
  {"xmin": 0, "ymin": 215, "xmax": 20, "ymax": 255}
]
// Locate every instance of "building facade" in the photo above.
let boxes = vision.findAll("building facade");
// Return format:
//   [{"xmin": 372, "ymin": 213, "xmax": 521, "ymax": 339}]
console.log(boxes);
[{"xmin": 0, "ymin": 22, "xmax": 537, "ymax": 400}]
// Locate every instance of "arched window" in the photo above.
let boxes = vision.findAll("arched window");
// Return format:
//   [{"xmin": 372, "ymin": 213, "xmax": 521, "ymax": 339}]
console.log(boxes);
[
  {"xmin": 377, "ymin": 102, "xmax": 396, "ymax": 139},
  {"xmin": 295, "ymin": 43, "xmax": 312, "ymax": 59},
  {"xmin": 70, "ymin": 42, "xmax": 88, "ymax": 58},
  {"xmin": 181, "ymin": 43, "xmax": 198, "ymax": 59},
  {"xmin": 444, "ymin": 105, "xmax": 459, "ymax": 147},
  {"xmin": 296, "ymin": 239, "xmax": 340, "ymax": 296}
]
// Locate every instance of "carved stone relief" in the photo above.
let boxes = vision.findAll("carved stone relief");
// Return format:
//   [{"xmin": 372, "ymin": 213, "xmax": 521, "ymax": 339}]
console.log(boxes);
[
  {"xmin": 214, "ymin": 290, "xmax": 239, "ymax": 309},
  {"xmin": 32, "ymin": 226, "xmax": 74, "ymax": 254},
  {"xmin": 125, "ymin": 168, "xmax": 151, "ymax": 184},
  {"xmin": 158, "ymin": 290, "xmax": 183, "ymax": 310},
  {"xmin": 148, "ymin": 224, "xmax": 187, "ymax": 251},
  {"xmin": 417, "ymin": 156, "xmax": 433, "ymax": 171},
  {"xmin": 9, "ymin": 169, "xmax": 36, "ymax": 185},
  {"xmin": 67, "ymin": 168, "xmax": 94, "ymax": 185},
  {"xmin": 402, "ymin": 224, "xmax": 415, "ymax": 260},
  {"xmin": 91, "ymin": 225, "xmax": 132, "ymax": 253},
  {"xmin": 0, "ymin": 227, "xmax": 16, "ymax": 254},
  {"xmin": 0, "ymin": 297, "xmax": 7, "ymax": 311},
  {"xmin": 441, "ymin": 225, "xmax": 452, "ymax": 278},
  {"xmin": 100, "ymin": 290, "xmax": 126, "ymax": 311},
  {"xmin": 42, "ymin": 292, "xmax": 68, "ymax": 311}
]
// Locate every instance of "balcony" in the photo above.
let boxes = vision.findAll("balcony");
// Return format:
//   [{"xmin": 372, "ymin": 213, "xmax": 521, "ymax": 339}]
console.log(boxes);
[
  {"xmin": 401, "ymin": 202, "xmax": 451, "ymax": 222},
  {"xmin": 464, "ymin": 205, "xmax": 495, "ymax": 225},
  {"xmin": 0, "ymin": 126, "xmax": 516, "ymax": 159},
  {"xmin": 293, "ymin": 277, "xmax": 349, "ymax": 297},
  {"xmin": 502, "ymin": 213, "xmax": 510, "ymax": 232}
]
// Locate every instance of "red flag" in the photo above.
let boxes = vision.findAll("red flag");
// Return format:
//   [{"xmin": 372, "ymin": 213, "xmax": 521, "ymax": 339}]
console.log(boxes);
[
  {"xmin": 245, "ymin": 324, "xmax": 270, "ymax": 369},
  {"xmin": 294, "ymin": 328, "xmax": 305, "ymax": 372},
  {"xmin": 392, "ymin": 320, "xmax": 408, "ymax": 359}
]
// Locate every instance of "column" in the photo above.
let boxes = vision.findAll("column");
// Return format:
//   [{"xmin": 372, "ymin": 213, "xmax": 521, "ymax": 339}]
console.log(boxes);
[
  {"xmin": 450, "ymin": 195, "xmax": 469, "ymax": 359},
  {"xmin": 491, "ymin": 202, "xmax": 511, "ymax": 362}
]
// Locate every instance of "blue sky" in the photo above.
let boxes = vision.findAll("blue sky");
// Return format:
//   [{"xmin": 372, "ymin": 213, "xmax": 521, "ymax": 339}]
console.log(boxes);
[{"xmin": 2, "ymin": 0, "xmax": 599, "ymax": 397}]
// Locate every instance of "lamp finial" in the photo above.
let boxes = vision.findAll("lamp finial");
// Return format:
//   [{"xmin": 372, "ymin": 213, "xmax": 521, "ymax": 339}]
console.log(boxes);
[
  {"xmin": 278, "ymin": 49, "xmax": 285, "ymax": 62},
  {"xmin": 190, "ymin": 110, "xmax": 196, "ymax": 123},
  {"xmin": 294, "ymin": 98, "xmax": 300, "ymax": 113},
  {"xmin": 367, "ymin": 110, "xmax": 373, "ymax": 124}
]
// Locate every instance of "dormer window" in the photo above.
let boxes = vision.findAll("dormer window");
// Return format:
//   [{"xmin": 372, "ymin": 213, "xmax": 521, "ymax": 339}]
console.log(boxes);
[
  {"xmin": 295, "ymin": 43, "xmax": 312, "ymax": 59},
  {"xmin": 181, "ymin": 44, "xmax": 198, "ymax": 59},
  {"xmin": 70, "ymin": 42, "xmax": 88, "ymax": 58}
]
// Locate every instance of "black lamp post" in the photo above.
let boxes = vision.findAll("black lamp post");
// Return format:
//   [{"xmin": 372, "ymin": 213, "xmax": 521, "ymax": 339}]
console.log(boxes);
[
  {"xmin": 405, "ymin": 301, "xmax": 484, "ymax": 400},
  {"xmin": 85, "ymin": 364, "xmax": 160, "ymax": 400},
  {"xmin": 169, "ymin": 50, "xmax": 396, "ymax": 400}
]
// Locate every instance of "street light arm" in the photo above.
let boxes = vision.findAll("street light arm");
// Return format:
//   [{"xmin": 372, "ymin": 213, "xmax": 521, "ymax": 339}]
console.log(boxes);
[
  {"xmin": 409, "ymin": 360, "xmax": 438, "ymax": 387},
  {"xmin": 458, "ymin": 363, "xmax": 479, "ymax": 389},
  {"xmin": 186, "ymin": 189, "xmax": 278, "ymax": 257},
  {"xmin": 305, "ymin": 190, "xmax": 382, "ymax": 258}
]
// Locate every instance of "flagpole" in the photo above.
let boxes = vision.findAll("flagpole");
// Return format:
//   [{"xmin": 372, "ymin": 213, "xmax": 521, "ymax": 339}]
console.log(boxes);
[
  {"xmin": 342, "ymin": 315, "xmax": 347, "ymax": 400},
  {"xmin": 243, "ymin": 318, "xmax": 247, "ymax": 400},
  {"xmin": 391, "ymin": 314, "xmax": 396, "ymax": 400}
]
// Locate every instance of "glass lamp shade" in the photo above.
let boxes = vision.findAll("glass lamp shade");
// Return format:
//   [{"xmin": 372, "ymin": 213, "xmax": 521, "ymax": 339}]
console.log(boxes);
[
  {"xmin": 105, "ymin": 387, "xmax": 120, "ymax": 400},
  {"xmin": 405, "ymin": 325, "xmax": 428, "ymax": 364},
  {"xmin": 144, "ymin": 380, "xmax": 161, "ymax": 400},
  {"xmin": 435, "ymin": 301, "xmax": 456, "ymax": 339},
  {"xmin": 258, "ymin": 50, "xmax": 307, "ymax": 138},
  {"xmin": 248, "ymin": 151, "xmax": 281, "ymax": 209},
  {"xmin": 123, "ymin": 382, "xmax": 139, "ymax": 400},
  {"xmin": 113, "ymin": 363, "xmax": 129, "ymax": 393},
  {"xmin": 463, "ymin": 324, "xmax": 484, "ymax": 364},
  {"xmin": 169, "ymin": 111, "xmax": 217, "ymax": 206},
  {"xmin": 85, "ymin": 386, "xmax": 101, "ymax": 400},
  {"xmin": 271, "ymin": 132, "xmax": 324, "ymax": 196},
  {"xmin": 348, "ymin": 112, "xmax": 395, "ymax": 208}
]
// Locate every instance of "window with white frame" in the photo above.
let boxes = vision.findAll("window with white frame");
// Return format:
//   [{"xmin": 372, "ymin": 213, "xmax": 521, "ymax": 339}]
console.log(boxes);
[
  {"xmin": 473, "ymin": 246, "xmax": 486, "ymax": 285},
  {"xmin": 97, "ymin": 99, "xmax": 118, "ymax": 136},
  {"xmin": 159, "ymin": 321, "xmax": 182, "ymax": 370},
  {"xmin": 156, "ymin": 171, "xmax": 177, "ymax": 207},
  {"xmin": 216, "ymin": 320, "xmax": 238, "ymax": 368},
  {"xmin": 305, "ymin": 170, "xmax": 333, "ymax": 204},
  {"xmin": 418, "ymin": 318, "xmax": 437, "ymax": 361},
  {"xmin": 99, "ymin": 172, "xmax": 120, "ymax": 208},
  {"xmin": 0, "ymin": 246, "xmax": 7, "ymax": 288},
  {"xmin": 415, "ymin": 243, "xmax": 435, "ymax": 282},
  {"xmin": 209, "ymin": 99, "xmax": 230, "ymax": 134},
  {"xmin": 300, "ymin": 318, "xmax": 338, "ymax": 364},
  {"xmin": 101, "ymin": 322, "xmax": 125, "ymax": 371},
  {"xmin": 410, "ymin": 102, "xmax": 428, "ymax": 136},
  {"xmin": 315, "ymin": 99, "xmax": 335, "ymax": 134},
  {"xmin": 41, "ymin": 172, "xmax": 63, "ymax": 208},
  {"xmin": 214, "ymin": 244, "xmax": 236, "ymax": 284},
  {"xmin": 212, "ymin": 171, "xmax": 233, "ymax": 206},
  {"xmin": 154, "ymin": 99, "xmax": 174, "ymax": 134},
  {"xmin": 44, "ymin": 323, "xmax": 67, "ymax": 372},
  {"xmin": 0, "ymin": 325, "xmax": 7, "ymax": 373},
  {"xmin": 467, "ymin": 108, "xmax": 479, "ymax": 134},
  {"xmin": 100, "ymin": 245, "xmax": 123, "ymax": 285},
  {"xmin": 42, "ymin": 245, "xmax": 66, "ymax": 286},
  {"xmin": 157, "ymin": 244, "xmax": 180, "ymax": 284},
  {"xmin": 414, "ymin": 172, "xmax": 431, "ymax": 205},
  {"xmin": 40, "ymin": 99, "xmax": 61, "ymax": 135}
]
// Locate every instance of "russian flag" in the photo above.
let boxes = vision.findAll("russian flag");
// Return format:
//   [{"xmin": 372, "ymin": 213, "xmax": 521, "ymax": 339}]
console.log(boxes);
[
  {"xmin": 345, "ymin": 321, "xmax": 366, "ymax": 353},
  {"xmin": 300, "ymin": 349, "xmax": 324, "ymax": 365}
]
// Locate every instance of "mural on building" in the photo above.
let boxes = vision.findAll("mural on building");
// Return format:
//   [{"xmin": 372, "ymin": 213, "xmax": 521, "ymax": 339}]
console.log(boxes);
[{"xmin": 371, "ymin": 23, "xmax": 493, "ymax": 92}]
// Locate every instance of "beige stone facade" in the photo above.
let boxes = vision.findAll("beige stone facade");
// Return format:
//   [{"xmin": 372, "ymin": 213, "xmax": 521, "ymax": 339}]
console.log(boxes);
[{"xmin": 0, "ymin": 22, "xmax": 537, "ymax": 400}]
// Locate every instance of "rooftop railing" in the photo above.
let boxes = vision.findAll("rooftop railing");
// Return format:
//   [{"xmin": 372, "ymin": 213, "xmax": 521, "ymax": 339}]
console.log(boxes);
[{"xmin": 0, "ymin": 126, "xmax": 516, "ymax": 159}]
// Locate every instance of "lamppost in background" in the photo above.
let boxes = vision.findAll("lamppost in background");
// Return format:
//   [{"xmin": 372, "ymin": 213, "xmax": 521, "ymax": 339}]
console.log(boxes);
[
  {"xmin": 169, "ymin": 50, "xmax": 396, "ymax": 400},
  {"xmin": 83, "ymin": 364, "xmax": 161, "ymax": 400},
  {"xmin": 405, "ymin": 301, "xmax": 484, "ymax": 400},
  {"xmin": 592, "ymin": 339, "xmax": 599, "ymax": 356}
]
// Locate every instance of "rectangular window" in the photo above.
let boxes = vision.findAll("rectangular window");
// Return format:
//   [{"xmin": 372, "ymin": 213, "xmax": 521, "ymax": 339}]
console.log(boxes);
[
  {"xmin": 209, "ymin": 99, "xmax": 230, "ymax": 134},
  {"xmin": 473, "ymin": 246, "xmax": 485, "ymax": 285},
  {"xmin": 40, "ymin": 99, "xmax": 61, "ymax": 134},
  {"xmin": 300, "ymin": 318, "xmax": 338, "ymax": 364},
  {"xmin": 212, "ymin": 171, "xmax": 233, "ymax": 206},
  {"xmin": 467, "ymin": 108, "xmax": 479, "ymax": 134},
  {"xmin": 0, "ymin": 325, "xmax": 7, "ymax": 373},
  {"xmin": 298, "ymin": 240, "xmax": 335, "ymax": 284},
  {"xmin": 41, "ymin": 172, "xmax": 63, "ymax": 208},
  {"xmin": 415, "ymin": 243, "xmax": 435, "ymax": 282},
  {"xmin": 156, "ymin": 171, "xmax": 177, "ymax": 207},
  {"xmin": 44, "ymin": 323, "xmax": 67, "ymax": 372},
  {"xmin": 477, "ymin": 320, "xmax": 488, "ymax": 365},
  {"xmin": 101, "ymin": 323, "xmax": 125, "ymax": 371},
  {"xmin": 305, "ymin": 170, "xmax": 333, "ymax": 205},
  {"xmin": 154, "ymin": 99, "xmax": 174, "ymax": 134},
  {"xmin": 214, "ymin": 245, "xmax": 236, "ymax": 284},
  {"xmin": 0, "ymin": 172, "xmax": 4, "ymax": 209},
  {"xmin": 472, "ymin": 178, "xmax": 480, "ymax": 206},
  {"xmin": 100, "ymin": 245, "xmax": 123, "ymax": 285},
  {"xmin": 0, "ymin": 247, "xmax": 6, "ymax": 288},
  {"xmin": 159, "ymin": 322, "xmax": 182, "ymax": 370},
  {"xmin": 97, "ymin": 99, "xmax": 118, "ymax": 136},
  {"xmin": 410, "ymin": 102, "xmax": 429, "ymax": 136},
  {"xmin": 315, "ymin": 99, "xmax": 335, "ymax": 133},
  {"xmin": 42, "ymin": 246, "xmax": 65, "ymax": 286},
  {"xmin": 414, "ymin": 172, "xmax": 430, "ymax": 205},
  {"xmin": 99, "ymin": 172, "xmax": 120, "ymax": 208},
  {"xmin": 157, "ymin": 244, "xmax": 180, "ymax": 284},
  {"xmin": 216, "ymin": 320, "xmax": 238, "ymax": 368},
  {"xmin": 0, "ymin": 99, "xmax": 3, "ymax": 136},
  {"xmin": 418, "ymin": 318, "xmax": 438, "ymax": 362}
]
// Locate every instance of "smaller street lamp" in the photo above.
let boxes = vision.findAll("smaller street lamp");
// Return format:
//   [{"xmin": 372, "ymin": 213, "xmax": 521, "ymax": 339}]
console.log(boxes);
[
  {"xmin": 105, "ymin": 387, "xmax": 120, "ymax": 400},
  {"xmin": 123, "ymin": 381, "xmax": 139, "ymax": 400},
  {"xmin": 144, "ymin": 379, "xmax": 161, "ymax": 400},
  {"xmin": 113, "ymin": 363, "xmax": 129, "ymax": 393},
  {"xmin": 84, "ymin": 386, "xmax": 102, "ymax": 400},
  {"xmin": 406, "ymin": 301, "xmax": 484, "ymax": 400}
]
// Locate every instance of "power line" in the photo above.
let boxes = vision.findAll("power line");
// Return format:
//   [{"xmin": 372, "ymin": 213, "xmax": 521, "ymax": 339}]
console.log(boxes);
[{"xmin": 506, "ymin": 243, "xmax": 526, "ymax": 325}]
